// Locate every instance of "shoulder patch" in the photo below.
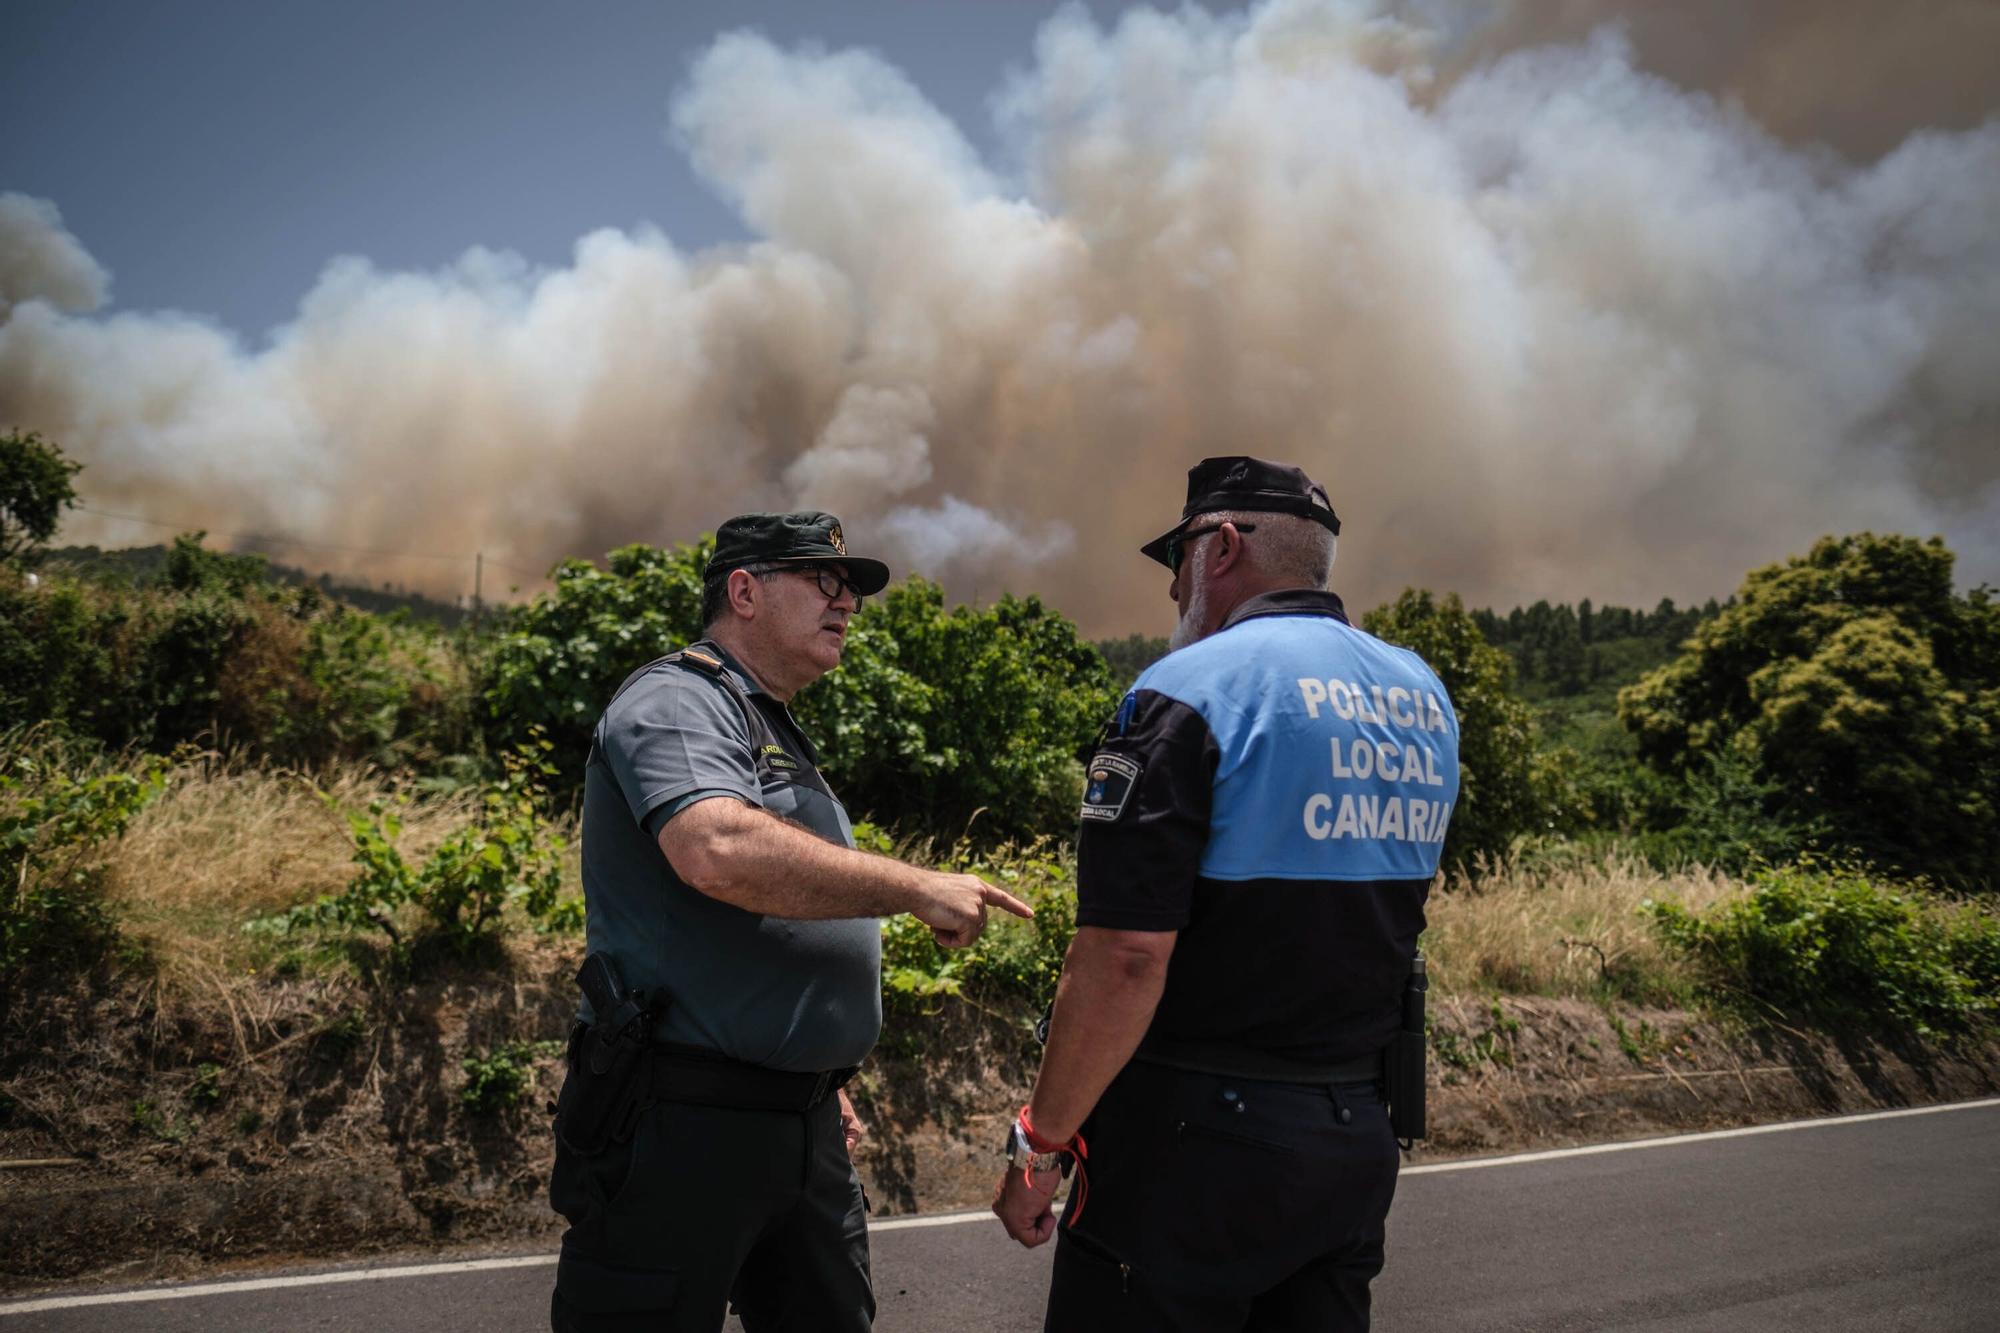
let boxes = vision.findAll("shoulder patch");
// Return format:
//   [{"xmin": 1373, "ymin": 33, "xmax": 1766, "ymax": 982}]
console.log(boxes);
[
  {"xmin": 679, "ymin": 647, "xmax": 723, "ymax": 673},
  {"xmin": 1079, "ymin": 752, "xmax": 1142, "ymax": 823},
  {"xmin": 757, "ymin": 742, "xmax": 801, "ymax": 772}
]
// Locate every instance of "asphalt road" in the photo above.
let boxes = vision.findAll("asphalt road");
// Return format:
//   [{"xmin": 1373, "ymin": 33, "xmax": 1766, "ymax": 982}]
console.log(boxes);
[{"xmin": 6, "ymin": 1099, "xmax": 1997, "ymax": 1331}]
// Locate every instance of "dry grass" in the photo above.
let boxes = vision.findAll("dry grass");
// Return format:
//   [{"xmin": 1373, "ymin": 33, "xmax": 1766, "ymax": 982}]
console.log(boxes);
[
  {"xmin": 1424, "ymin": 849, "xmax": 1746, "ymax": 1003},
  {"xmin": 86, "ymin": 754, "xmax": 1740, "ymax": 1009},
  {"xmin": 98, "ymin": 755, "xmax": 577, "ymax": 985}
]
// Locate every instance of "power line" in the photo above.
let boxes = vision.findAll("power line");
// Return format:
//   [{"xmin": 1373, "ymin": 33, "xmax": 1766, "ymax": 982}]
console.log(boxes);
[{"xmin": 70, "ymin": 503, "xmax": 546, "ymax": 580}]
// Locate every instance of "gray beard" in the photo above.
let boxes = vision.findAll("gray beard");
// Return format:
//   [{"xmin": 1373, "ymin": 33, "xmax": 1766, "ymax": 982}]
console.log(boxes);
[{"xmin": 1167, "ymin": 575, "xmax": 1210, "ymax": 652}]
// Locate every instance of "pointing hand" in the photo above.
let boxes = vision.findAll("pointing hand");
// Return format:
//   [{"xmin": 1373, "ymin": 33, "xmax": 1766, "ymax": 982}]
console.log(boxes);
[{"xmin": 915, "ymin": 872, "xmax": 1034, "ymax": 949}]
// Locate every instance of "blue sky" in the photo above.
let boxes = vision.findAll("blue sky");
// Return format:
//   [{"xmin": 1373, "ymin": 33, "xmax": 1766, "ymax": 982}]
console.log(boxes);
[{"xmin": 3, "ymin": 0, "xmax": 1122, "ymax": 336}]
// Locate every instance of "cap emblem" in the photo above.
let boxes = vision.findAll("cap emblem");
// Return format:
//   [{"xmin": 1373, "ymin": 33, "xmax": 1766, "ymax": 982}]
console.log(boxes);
[{"xmin": 828, "ymin": 523, "xmax": 847, "ymax": 556}]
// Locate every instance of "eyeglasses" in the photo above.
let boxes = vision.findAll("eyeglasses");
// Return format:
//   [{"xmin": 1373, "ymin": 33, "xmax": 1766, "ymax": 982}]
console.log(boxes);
[
  {"xmin": 759, "ymin": 564, "xmax": 865, "ymax": 607},
  {"xmin": 1167, "ymin": 522, "xmax": 1254, "ymax": 574}
]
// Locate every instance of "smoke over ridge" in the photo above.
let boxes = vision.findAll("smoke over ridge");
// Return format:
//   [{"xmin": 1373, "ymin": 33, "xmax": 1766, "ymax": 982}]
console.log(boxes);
[{"xmin": 3, "ymin": 0, "xmax": 1997, "ymax": 633}]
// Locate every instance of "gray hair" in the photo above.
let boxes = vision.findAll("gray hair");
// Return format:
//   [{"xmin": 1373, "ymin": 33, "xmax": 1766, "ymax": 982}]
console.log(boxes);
[
  {"xmin": 1195, "ymin": 509, "xmax": 1337, "ymax": 590},
  {"xmin": 700, "ymin": 561, "xmax": 786, "ymax": 629}
]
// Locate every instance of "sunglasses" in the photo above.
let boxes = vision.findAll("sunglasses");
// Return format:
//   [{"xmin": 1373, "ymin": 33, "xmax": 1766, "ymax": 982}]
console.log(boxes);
[{"xmin": 1167, "ymin": 522, "xmax": 1255, "ymax": 574}]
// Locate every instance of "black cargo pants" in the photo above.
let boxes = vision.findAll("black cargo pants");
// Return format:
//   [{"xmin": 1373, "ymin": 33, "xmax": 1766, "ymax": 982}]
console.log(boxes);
[
  {"xmin": 1044, "ymin": 1060, "xmax": 1400, "ymax": 1332},
  {"xmin": 550, "ymin": 1095, "xmax": 873, "ymax": 1332}
]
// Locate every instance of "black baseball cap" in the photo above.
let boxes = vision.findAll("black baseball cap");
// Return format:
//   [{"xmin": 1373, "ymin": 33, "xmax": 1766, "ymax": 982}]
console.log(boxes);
[
  {"xmin": 1139, "ymin": 456, "xmax": 1341, "ymax": 568},
  {"xmin": 705, "ymin": 511, "xmax": 891, "ymax": 595}
]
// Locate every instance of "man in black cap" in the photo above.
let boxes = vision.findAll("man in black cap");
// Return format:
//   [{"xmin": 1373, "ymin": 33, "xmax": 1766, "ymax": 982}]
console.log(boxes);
[
  {"xmin": 551, "ymin": 511, "xmax": 1033, "ymax": 1333},
  {"xmin": 992, "ymin": 460, "xmax": 1462, "ymax": 1331}
]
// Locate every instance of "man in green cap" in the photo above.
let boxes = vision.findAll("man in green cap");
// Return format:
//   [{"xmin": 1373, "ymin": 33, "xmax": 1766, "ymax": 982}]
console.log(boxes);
[{"xmin": 550, "ymin": 511, "xmax": 1033, "ymax": 1332}]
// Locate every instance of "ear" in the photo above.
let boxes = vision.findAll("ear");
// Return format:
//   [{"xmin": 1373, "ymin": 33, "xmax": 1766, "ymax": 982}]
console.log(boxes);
[
  {"xmin": 726, "ymin": 568, "xmax": 760, "ymax": 620},
  {"xmin": 1212, "ymin": 522, "xmax": 1249, "ymax": 577}
]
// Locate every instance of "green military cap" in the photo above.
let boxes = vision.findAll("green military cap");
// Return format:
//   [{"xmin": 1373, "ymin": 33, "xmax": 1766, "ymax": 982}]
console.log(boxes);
[{"xmin": 706, "ymin": 511, "xmax": 891, "ymax": 595}]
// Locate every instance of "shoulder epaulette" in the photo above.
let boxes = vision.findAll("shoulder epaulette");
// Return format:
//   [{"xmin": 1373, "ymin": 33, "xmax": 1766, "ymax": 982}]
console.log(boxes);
[{"xmin": 678, "ymin": 647, "xmax": 724, "ymax": 674}]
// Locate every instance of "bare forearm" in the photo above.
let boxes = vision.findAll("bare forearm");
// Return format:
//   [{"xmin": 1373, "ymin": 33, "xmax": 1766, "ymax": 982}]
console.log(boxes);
[
  {"xmin": 662, "ymin": 799, "xmax": 932, "ymax": 919},
  {"xmin": 1026, "ymin": 929, "xmax": 1172, "ymax": 1142}
]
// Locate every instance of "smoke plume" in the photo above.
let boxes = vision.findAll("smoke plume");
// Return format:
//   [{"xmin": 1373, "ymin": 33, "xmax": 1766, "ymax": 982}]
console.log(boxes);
[
  {"xmin": 3, "ymin": 1, "xmax": 1996, "ymax": 633},
  {"xmin": 0, "ymin": 194, "xmax": 108, "ymax": 319}
]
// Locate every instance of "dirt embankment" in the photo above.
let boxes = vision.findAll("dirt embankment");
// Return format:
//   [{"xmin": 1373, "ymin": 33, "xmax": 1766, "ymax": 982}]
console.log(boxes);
[{"xmin": 4, "ymin": 944, "xmax": 1996, "ymax": 1293}]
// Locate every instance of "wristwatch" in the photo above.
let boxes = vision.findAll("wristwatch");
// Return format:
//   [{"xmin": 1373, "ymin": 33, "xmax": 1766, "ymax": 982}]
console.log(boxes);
[{"xmin": 1004, "ymin": 1119, "xmax": 1071, "ymax": 1175}]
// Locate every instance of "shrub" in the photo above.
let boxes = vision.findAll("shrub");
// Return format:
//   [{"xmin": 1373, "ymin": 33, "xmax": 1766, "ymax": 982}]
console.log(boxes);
[
  {"xmin": 256, "ymin": 735, "xmax": 570, "ymax": 951},
  {"xmin": 1, "ymin": 739, "xmax": 168, "ymax": 1009},
  {"xmin": 877, "ymin": 836, "xmax": 1078, "ymax": 1022},
  {"xmin": 1645, "ymin": 862, "xmax": 2000, "ymax": 1040},
  {"xmin": 796, "ymin": 580, "xmax": 1115, "ymax": 841},
  {"xmin": 2, "ymin": 542, "xmax": 478, "ymax": 770},
  {"xmin": 460, "ymin": 1039, "xmax": 563, "ymax": 1116}
]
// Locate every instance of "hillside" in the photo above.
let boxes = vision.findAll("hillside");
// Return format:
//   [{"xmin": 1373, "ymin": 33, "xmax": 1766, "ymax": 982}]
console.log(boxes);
[{"xmin": 45, "ymin": 542, "xmax": 474, "ymax": 627}]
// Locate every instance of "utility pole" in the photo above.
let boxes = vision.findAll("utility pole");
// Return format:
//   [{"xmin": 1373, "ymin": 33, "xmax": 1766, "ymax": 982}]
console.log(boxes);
[{"xmin": 473, "ymin": 551, "xmax": 483, "ymax": 629}]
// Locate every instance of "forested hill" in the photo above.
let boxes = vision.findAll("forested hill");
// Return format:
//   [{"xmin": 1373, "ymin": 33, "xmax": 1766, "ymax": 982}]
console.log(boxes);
[
  {"xmin": 46, "ymin": 542, "xmax": 471, "ymax": 627},
  {"xmin": 1470, "ymin": 597, "xmax": 1723, "ymax": 700},
  {"xmin": 1093, "ymin": 597, "xmax": 1724, "ymax": 700}
]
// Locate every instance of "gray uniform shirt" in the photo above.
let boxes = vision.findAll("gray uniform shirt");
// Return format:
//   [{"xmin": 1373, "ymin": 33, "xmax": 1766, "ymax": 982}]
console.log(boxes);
[{"xmin": 579, "ymin": 644, "xmax": 882, "ymax": 1072}]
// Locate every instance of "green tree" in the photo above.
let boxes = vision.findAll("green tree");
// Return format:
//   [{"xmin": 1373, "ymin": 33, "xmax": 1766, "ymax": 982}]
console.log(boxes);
[
  {"xmin": 1362, "ymin": 590, "xmax": 1583, "ymax": 869},
  {"xmin": 1095, "ymin": 633, "xmax": 1168, "ymax": 687},
  {"xmin": 1619, "ymin": 533, "xmax": 2000, "ymax": 887},
  {"xmin": 0, "ymin": 430, "xmax": 82, "ymax": 567},
  {"xmin": 483, "ymin": 545, "xmax": 1116, "ymax": 839},
  {"xmin": 481, "ymin": 540, "xmax": 710, "ymax": 764},
  {"xmin": 796, "ymin": 579, "xmax": 1115, "ymax": 840}
]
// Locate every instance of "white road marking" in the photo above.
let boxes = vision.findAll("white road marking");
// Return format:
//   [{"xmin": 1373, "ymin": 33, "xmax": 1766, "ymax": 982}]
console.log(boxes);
[
  {"xmin": 6, "ymin": 1095, "xmax": 1996, "ymax": 1316},
  {"xmin": 1400, "ymin": 1094, "xmax": 2000, "ymax": 1176},
  {"xmin": 0, "ymin": 1256, "xmax": 557, "ymax": 1316}
]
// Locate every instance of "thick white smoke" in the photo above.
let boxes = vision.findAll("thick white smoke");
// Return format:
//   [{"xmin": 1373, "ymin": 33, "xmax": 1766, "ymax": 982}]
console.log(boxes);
[
  {"xmin": 2, "ymin": 0, "xmax": 1996, "ymax": 632},
  {"xmin": 0, "ymin": 194, "xmax": 109, "ymax": 318}
]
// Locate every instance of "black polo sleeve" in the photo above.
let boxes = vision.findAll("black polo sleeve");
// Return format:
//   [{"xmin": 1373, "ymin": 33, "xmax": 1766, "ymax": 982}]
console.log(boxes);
[{"xmin": 1075, "ymin": 689, "xmax": 1217, "ymax": 931}]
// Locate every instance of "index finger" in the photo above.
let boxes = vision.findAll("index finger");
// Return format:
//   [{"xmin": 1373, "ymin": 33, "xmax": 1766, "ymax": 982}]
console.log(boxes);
[{"xmin": 981, "ymin": 884, "xmax": 1034, "ymax": 919}]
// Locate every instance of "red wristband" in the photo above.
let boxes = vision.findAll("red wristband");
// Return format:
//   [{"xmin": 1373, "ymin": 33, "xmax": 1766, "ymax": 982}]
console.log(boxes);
[{"xmin": 1018, "ymin": 1106, "xmax": 1072, "ymax": 1155}]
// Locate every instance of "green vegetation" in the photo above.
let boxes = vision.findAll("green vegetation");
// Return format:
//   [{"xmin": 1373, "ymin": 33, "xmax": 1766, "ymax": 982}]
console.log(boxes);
[
  {"xmin": 1647, "ymin": 862, "xmax": 2000, "ymax": 1041},
  {"xmin": 1473, "ymin": 597, "xmax": 1714, "ymax": 702},
  {"xmin": 2, "ymin": 532, "xmax": 477, "ymax": 769},
  {"xmin": 0, "ymin": 430, "xmax": 82, "ymax": 568},
  {"xmin": 1, "ymin": 741, "xmax": 168, "ymax": 1011},
  {"xmin": 1094, "ymin": 633, "xmax": 1167, "ymax": 687},
  {"xmin": 461, "ymin": 1038, "xmax": 564, "ymax": 1116},
  {"xmin": 3, "ymin": 433, "xmax": 1994, "ymax": 1073},
  {"xmin": 1619, "ymin": 534, "xmax": 2000, "ymax": 888},
  {"xmin": 251, "ymin": 736, "xmax": 573, "ymax": 953},
  {"xmin": 871, "ymin": 829, "xmax": 1078, "ymax": 1023},
  {"xmin": 486, "ymin": 540, "xmax": 1115, "ymax": 840},
  {"xmin": 47, "ymin": 542, "xmax": 471, "ymax": 627},
  {"xmin": 1363, "ymin": 590, "xmax": 1587, "ymax": 869}
]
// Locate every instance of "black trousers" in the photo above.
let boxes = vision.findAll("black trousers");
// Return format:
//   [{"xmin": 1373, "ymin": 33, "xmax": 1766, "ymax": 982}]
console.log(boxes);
[
  {"xmin": 549, "ymin": 1096, "xmax": 873, "ymax": 1332},
  {"xmin": 1045, "ymin": 1060, "xmax": 1400, "ymax": 1333}
]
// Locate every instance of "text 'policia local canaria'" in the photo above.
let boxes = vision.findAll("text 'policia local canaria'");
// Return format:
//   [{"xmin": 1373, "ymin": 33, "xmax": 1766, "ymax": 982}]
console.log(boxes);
[{"xmin": 1297, "ymin": 677, "xmax": 1452, "ymax": 846}]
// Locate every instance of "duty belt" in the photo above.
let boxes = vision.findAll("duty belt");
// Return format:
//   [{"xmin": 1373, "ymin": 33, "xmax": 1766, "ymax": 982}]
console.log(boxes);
[
  {"xmin": 648, "ymin": 1043, "xmax": 857, "ymax": 1113},
  {"xmin": 1136, "ymin": 1044, "xmax": 1384, "ymax": 1087}
]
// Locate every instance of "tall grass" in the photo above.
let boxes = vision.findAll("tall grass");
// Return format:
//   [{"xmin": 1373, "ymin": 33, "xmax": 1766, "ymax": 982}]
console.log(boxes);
[
  {"xmin": 98, "ymin": 755, "xmax": 578, "ymax": 985},
  {"xmin": 76, "ymin": 753, "xmax": 1746, "ymax": 1014},
  {"xmin": 1423, "ymin": 848, "xmax": 1743, "ymax": 1004}
]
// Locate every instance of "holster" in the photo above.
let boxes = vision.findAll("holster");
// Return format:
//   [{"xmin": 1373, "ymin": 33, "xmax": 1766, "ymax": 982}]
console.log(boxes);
[
  {"xmin": 553, "ymin": 1023, "xmax": 649, "ymax": 1157},
  {"xmin": 553, "ymin": 953, "xmax": 661, "ymax": 1157},
  {"xmin": 1385, "ymin": 952, "xmax": 1428, "ymax": 1143}
]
